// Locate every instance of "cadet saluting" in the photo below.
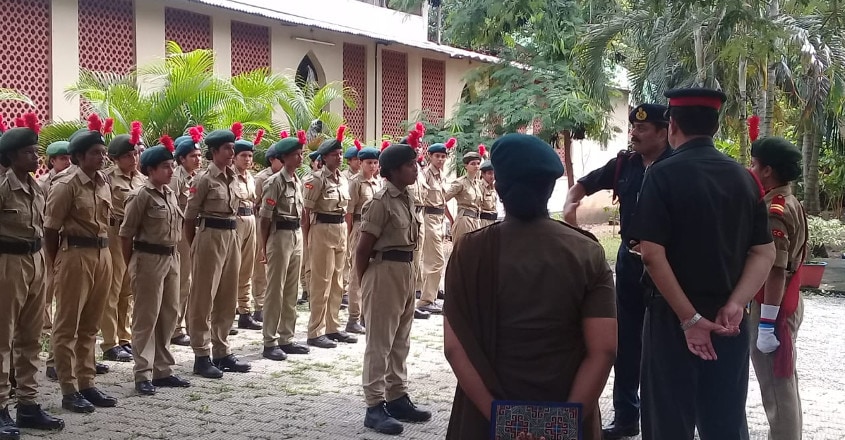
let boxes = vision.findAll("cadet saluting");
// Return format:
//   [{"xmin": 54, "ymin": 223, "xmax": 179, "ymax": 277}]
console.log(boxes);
[{"xmin": 445, "ymin": 146, "xmax": 485, "ymax": 243}]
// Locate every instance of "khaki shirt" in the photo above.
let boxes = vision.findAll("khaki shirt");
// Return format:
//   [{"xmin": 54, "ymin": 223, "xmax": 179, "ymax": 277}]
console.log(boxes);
[
  {"xmin": 446, "ymin": 174, "xmax": 484, "ymax": 211},
  {"xmin": 360, "ymin": 181, "xmax": 420, "ymax": 252},
  {"xmin": 421, "ymin": 165, "xmax": 445, "ymax": 208},
  {"xmin": 120, "ymin": 181, "xmax": 183, "ymax": 246},
  {"xmin": 342, "ymin": 168, "xmax": 358, "ymax": 182},
  {"xmin": 480, "ymin": 180, "xmax": 497, "ymax": 213},
  {"xmin": 302, "ymin": 168, "xmax": 348, "ymax": 215},
  {"xmin": 348, "ymin": 174, "xmax": 381, "ymax": 216},
  {"xmin": 37, "ymin": 169, "xmax": 57, "ymax": 196},
  {"xmin": 766, "ymin": 184, "xmax": 807, "ymax": 271},
  {"xmin": 0, "ymin": 168, "xmax": 45, "ymax": 240},
  {"xmin": 235, "ymin": 170, "xmax": 256, "ymax": 212},
  {"xmin": 45, "ymin": 167, "xmax": 111, "ymax": 238},
  {"xmin": 184, "ymin": 163, "xmax": 239, "ymax": 221},
  {"xmin": 168, "ymin": 165, "xmax": 196, "ymax": 211},
  {"xmin": 259, "ymin": 168, "xmax": 302, "ymax": 222},
  {"xmin": 408, "ymin": 163, "xmax": 426, "ymax": 207},
  {"xmin": 254, "ymin": 167, "xmax": 275, "ymax": 210},
  {"xmin": 105, "ymin": 166, "xmax": 146, "ymax": 219}
]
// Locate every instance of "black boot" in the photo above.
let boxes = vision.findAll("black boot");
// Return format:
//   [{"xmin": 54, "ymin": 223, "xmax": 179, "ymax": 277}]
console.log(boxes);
[
  {"xmin": 45, "ymin": 367, "xmax": 57, "ymax": 381},
  {"xmin": 95, "ymin": 363, "xmax": 110, "ymax": 374},
  {"xmin": 170, "ymin": 334, "xmax": 191, "ymax": 346},
  {"xmin": 326, "ymin": 331, "xmax": 358, "ymax": 343},
  {"xmin": 262, "ymin": 346, "xmax": 287, "ymax": 361},
  {"xmin": 364, "ymin": 402, "xmax": 403, "ymax": 435},
  {"xmin": 135, "ymin": 381, "xmax": 156, "ymax": 396},
  {"xmin": 15, "ymin": 404, "xmax": 64, "ymax": 431},
  {"xmin": 385, "ymin": 395, "xmax": 431, "ymax": 423},
  {"xmin": 237, "ymin": 313, "xmax": 262, "ymax": 330},
  {"xmin": 79, "ymin": 387, "xmax": 117, "ymax": 408},
  {"xmin": 602, "ymin": 420, "xmax": 640, "ymax": 439},
  {"xmin": 193, "ymin": 356, "xmax": 223, "ymax": 379},
  {"xmin": 61, "ymin": 392, "xmax": 95, "ymax": 414},
  {"xmin": 297, "ymin": 290, "xmax": 309, "ymax": 305},
  {"xmin": 0, "ymin": 406, "xmax": 19, "ymax": 440},
  {"xmin": 252, "ymin": 310, "xmax": 263, "ymax": 323},
  {"xmin": 345, "ymin": 320, "xmax": 365, "ymax": 334},
  {"xmin": 213, "ymin": 354, "xmax": 251, "ymax": 373}
]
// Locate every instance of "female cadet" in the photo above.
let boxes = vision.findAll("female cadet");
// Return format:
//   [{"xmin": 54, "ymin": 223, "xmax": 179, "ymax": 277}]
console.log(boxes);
[
  {"xmin": 231, "ymin": 126, "xmax": 262, "ymax": 331},
  {"xmin": 445, "ymin": 147, "xmax": 485, "ymax": 243},
  {"xmin": 299, "ymin": 150, "xmax": 323, "ymax": 305},
  {"xmin": 479, "ymin": 159, "xmax": 498, "ymax": 227},
  {"xmin": 251, "ymin": 135, "xmax": 284, "ymax": 324},
  {"xmin": 120, "ymin": 138, "xmax": 191, "ymax": 396}
]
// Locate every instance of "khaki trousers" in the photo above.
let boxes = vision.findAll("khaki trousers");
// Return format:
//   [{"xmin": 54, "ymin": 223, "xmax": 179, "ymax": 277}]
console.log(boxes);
[
  {"xmin": 346, "ymin": 221, "xmax": 363, "ymax": 322},
  {"xmin": 188, "ymin": 226, "xmax": 240, "ymax": 358},
  {"xmin": 43, "ymin": 252, "xmax": 56, "ymax": 369},
  {"xmin": 262, "ymin": 227, "xmax": 303, "ymax": 347},
  {"xmin": 361, "ymin": 258, "xmax": 415, "ymax": 407},
  {"xmin": 419, "ymin": 213, "xmax": 444, "ymax": 305},
  {"xmin": 479, "ymin": 218, "xmax": 496, "ymax": 228},
  {"xmin": 0, "ymin": 251, "xmax": 45, "ymax": 407},
  {"xmin": 101, "ymin": 223, "xmax": 133, "ymax": 351},
  {"xmin": 412, "ymin": 211, "xmax": 425, "ymax": 292},
  {"xmin": 236, "ymin": 215, "xmax": 261, "ymax": 314},
  {"xmin": 749, "ymin": 298, "xmax": 804, "ymax": 440},
  {"xmin": 129, "ymin": 251, "xmax": 179, "ymax": 382},
  {"xmin": 307, "ymin": 222, "xmax": 347, "ymax": 339},
  {"xmin": 450, "ymin": 214, "xmax": 481, "ymax": 245},
  {"xmin": 52, "ymin": 246, "xmax": 112, "ymax": 395},
  {"xmin": 300, "ymin": 237, "xmax": 311, "ymax": 294},
  {"xmin": 173, "ymin": 233, "xmax": 192, "ymax": 338},
  {"xmin": 251, "ymin": 213, "xmax": 268, "ymax": 311}
]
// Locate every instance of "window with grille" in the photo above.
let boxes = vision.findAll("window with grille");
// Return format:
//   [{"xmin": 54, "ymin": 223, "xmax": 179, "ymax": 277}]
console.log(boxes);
[
  {"xmin": 164, "ymin": 8, "xmax": 212, "ymax": 52},
  {"xmin": 231, "ymin": 21, "xmax": 270, "ymax": 76},
  {"xmin": 381, "ymin": 50, "xmax": 408, "ymax": 138},
  {"xmin": 0, "ymin": 0, "xmax": 51, "ymax": 122},
  {"xmin": 343, "ymin": 43, "xmax": 367, "ymax": 140}
]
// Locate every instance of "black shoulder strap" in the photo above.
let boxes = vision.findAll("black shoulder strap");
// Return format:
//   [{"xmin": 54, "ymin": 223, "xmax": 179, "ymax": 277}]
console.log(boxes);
[{"xmin": 611, "ymin": 150, "xmax": 632, "ymax": 203}]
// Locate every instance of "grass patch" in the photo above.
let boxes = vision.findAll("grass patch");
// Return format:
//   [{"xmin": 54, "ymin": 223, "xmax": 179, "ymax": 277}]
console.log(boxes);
[{"xmin": 598, "ymin": 234, "xmax": 621, "ymax": 265}]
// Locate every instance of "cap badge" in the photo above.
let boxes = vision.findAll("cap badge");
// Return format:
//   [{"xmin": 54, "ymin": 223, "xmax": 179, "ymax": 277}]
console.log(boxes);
[{"xmin": 635, "ymin": 107, "xmax": 648, "ymax": 121}]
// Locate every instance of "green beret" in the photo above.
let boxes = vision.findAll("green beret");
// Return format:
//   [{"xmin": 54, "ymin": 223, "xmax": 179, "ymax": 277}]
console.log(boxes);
[
  {"xmin": 174, "ymin": 135, "xmax": 191, "ymax": 146},
  {"xmin": 174, "ymin": 137, "xmax": 200, "ymax": 159},
  {"xmin": 379, "ymin": 144, "xmax": 416, "ymax": 173},
  {"xmin": 344, "ymin": 147, "xmax": 360, "ymax": 160},
  {"xmin": 46, "ymin": 141, "xmax": 70, "ymax": 157},
  {"xmin": 480, "ymin": 160, "xmax": 493, "ymax": 172},
  {"xmin": 462, "ymin": 151, "xmax": 482, "ymax": 164},
  {"xmin": 234, "ymin": 139, "xmax": 254, "ymax": 155},
  {"xmin": 490, "ymin": 134, "xmax": 563, "ymax": 182},
  {"xmin": 751, "ymin": 137, "xmax": 802, "ymax": 182},
  {"xmin": 108, "ymin": 134, "xmax": 137, "ymax": 157},
  {"xmin": 68, "ymin": 127, "xmax": 88, "ymax": 143},
  {"xmin": 204, "ymin": 129, "xmax": 236, "ymax": 148},
  {"xmin": 68, "ymin": 130, "xmax": 106, "ymax": 156},
  {"xmin": 308, "ymin": 151, "xmax": 321, "ymax": 162},
  {"xmin": 139, "ymin": 145, "xmax": 175, "ymax": 174},
  {"xmin": 428, "ymin": 143, "xmax": 446, "ymax": 154},
  {"xmin": 273, "ymin": 137, "xmax": 305, "ymax": 157},
  {"xmin": 358, "ymin": 147, "xmax": 379, "ymax": 161},
  {"xmin": 316, "ymin": 138, "xmax": 342, "ymax": 156},
  {"xmin": 629, "ymin": 103, "xmax": 669, "ymax": 125},
  {"xmin": 0, "ymin": 127, "xmax": 39, "ymax": 155}
]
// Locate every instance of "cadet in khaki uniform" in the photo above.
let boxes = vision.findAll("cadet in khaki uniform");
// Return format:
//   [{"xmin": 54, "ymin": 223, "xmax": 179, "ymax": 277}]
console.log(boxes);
[
  {"xmin": 251, "ymin": 137, "xmax": 283, "ymax": 322},
  {"xmin": 0, "ymin": 117, "xmax": 65, "ymax": 437},
  {"xmin": 303, "ymin": 126, "xmax": 357, "ymax": 348},
  {"xmin": 259, "ymin": 132, "xmax": 311, "ymax": 361},
  {"xmin": 45, "ymin": 117, "xmax": 118, "ymax": 413},
  {"xmin": 184, "ymin": 129, "xmax": 252, "ymax": 378},
  {"xmin": 169, "ymin": 129, "xmax": 204, "ymax": 346},
  {"xmin": 299, "ymin": 151, "xmax": 323, "ymax": 305},
  {"xmin": 748, "ymin": 137, "xmax": 807, "ymax": 440},
  {"xmin": 232, "ymin": 130, "xmax": 263, "ymax": 331},
  {"xmin": 341, "ymin": 145, "xmax": 362, "ymax": 298},
  {"xmin": 101, "ymin": 122, "xmax": 146, "ymax": 363},
  {"xmin": 356, "ymin": 143, "xmax": 431, "ymax": 435},
  {"xmin": 121, "ymin": 141, "xmax": 192, "ymax": 396},
  {"xmin": 479, "ymin": 160, "xmax": 498, "ymax": 227},
  {"xmin": 446, "ymin": 150, "xmax": 484, "ymax": 243},
  {"xmin": 345, "ymin": 146, "xmax": 382, "ymax": 334},
  {"xmin": 417, "ymin": 139, "xmax": 454, "ymax": 315}
]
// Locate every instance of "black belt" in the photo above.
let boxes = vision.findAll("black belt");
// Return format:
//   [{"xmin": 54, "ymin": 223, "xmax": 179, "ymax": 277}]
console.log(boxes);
[
  {"xmin": 67, "ymin": 236, "xmax": 109, "ymax": 249},
  {"xmin": 133, "ymin": 241, "xmax": 176, "ymax": 256},
  {"xmin": 480, "ymin": 212, "xmax": 497, "ymax": 221},
  {"xmin": 353, "ymin": 214, "xmax": 362, "ymax": 221},
  {"xmin": 461, "ymin": 209, "xmax": 480, "ymax": 219},
  {"xmin": 109, "ymin": 217, "xmax": 123, "ymax": 227},
  {"xmin": 275, "ymin": 219, "xmax": 300, "ymax": 230},
  {"xmin": 202, "ymin": 217, "xmax": 237, "ymax": 230},
  {"xmin": 315, "ymin": 213, "xmax": 344, "ymax": 224},
  {"xmin": 379, "ymin": 250, "xmax": 414, "ymax": 263},
  {"xmin": 424, "ymin": 206, "xmax": 445, "ymax": 215},
  {"xmin": 237, "ymin": 207, "xmax": 253, "ymax": 216},
  {"xmin": 0, "ymin": 238, "xmax": 42, "ymax": 255}
]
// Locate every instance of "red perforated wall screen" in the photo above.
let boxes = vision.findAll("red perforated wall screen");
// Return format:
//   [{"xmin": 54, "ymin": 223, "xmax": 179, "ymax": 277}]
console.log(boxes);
[
  {"xmin": 0, "ymin": 0, "xmax": 50, "ymax": 122},
  {"xmin": 381, "ymin": 50, "xmax": 407, "ymax": 138},
  {"xmin": 343, "ymin": 43, "xmax": 367, "ymax": 140},
  {"xmin": 231, "ymin": 21, "xmax": 270, "ymax": 76},
  {"xmin": 165, "ymin": 8, "xmax": 212, "ymax": 52},
  {"xmin": 79, "ymin": 0, "xmax": 135, "ymax": 74},
  {"xmin": 421, "ymin": 58, "xmax": 445, "ymax": 123}
]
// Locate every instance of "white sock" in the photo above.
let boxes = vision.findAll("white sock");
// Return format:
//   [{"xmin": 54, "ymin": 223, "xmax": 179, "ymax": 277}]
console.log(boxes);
[{"xmin": 757, "ymin": 304, "xmax": 781, "ymax": 353}]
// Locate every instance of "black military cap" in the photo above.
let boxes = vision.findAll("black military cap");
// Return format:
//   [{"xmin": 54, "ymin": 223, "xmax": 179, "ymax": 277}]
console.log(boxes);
[
  {"xmin": 629, "ymin": 103, "xmax": 669, "ymax": 124},
  {"xmin": 664, "ymin": 88, "xmax": 727, "ymax": 111},
  {"xmin": 139, "ymin": 145, "xmax": 175, "ymax": 175},
  {"xmin": 480, "ymin": 160, "xmax": 493, "ymax": 172},
  {"xmin": 108, "ymin": 134, "xmax": 137, "ymax": 158},
  {"xmin": 204, "ymin": 129, "xmax": 236, "ymax": 148},
  {"xmin": 751, "ymin": 137, "xmax": 802, "ymax": 182},
  {"xmin": 0, "ymin": 127, "xmax": 38, "ymax": 155},
  {"xmin": 68, "ymin": 130, "xmax": 107, "ymax": 156},
  {"xmin": 316, "ymin": 125, "xmax": 347, "ymax": 156},
  {"xmin": 379, "ymin": 144, "xmax": 416, "ymax": 173}
]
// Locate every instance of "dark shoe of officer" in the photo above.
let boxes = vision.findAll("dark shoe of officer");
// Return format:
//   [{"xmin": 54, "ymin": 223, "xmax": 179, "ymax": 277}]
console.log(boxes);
[
  {"xmin": 340, "ymin": 294, "xmax": 349, "ymax": 310},
  {"xmin": 229, "ymin": 328, "xmax": 239, "ymax": 336},
  {"xmin": 0, "ymin": 406, "xmax": 19, "ymax": 440},
  {"xmin": 414, "ymin": 308, "xmax": 431, "ymax": 320},
  {"xmin": 326, "ymin": 331, "xmax": 358, "ymax": 343},
  {"xmin": 252, "ymin": 310, "xmax": 263, "ymax": 323},
  {"xmin": 385, "ymin": 394, "xmax": 432, "ymax": 423},
  {"xmin": 193, "ymin": 356, "xmax": 224, "ymax": 379},
  {"xmin": 170, "ymin": 334, "xmax": 191, "ymax": 346},
  {"xmin": 151, "ymin": 375, "xmax": 191, "ymax": 388},
  {"xmin": 102, "ymin": 346, "xmax": 132, "ymax": 362},
  {"xmin": 279, "ymin": 342, "xmax": 310, "ymax": 355},
  {"xmin": 306, "ymin": 336, "xmax": 337, "ymax": 349},
  {"xmin": 96, "ymin": 363, "xmax": 110, "ymax": 374},
  {"xmin": 345, "ymin": 320, "xmax": 365, "ymax": 335},
  {"xmin": 15, "ymin": 403, "xmax": 64, "ymax": 431},
  {"xmin": 415, "ymin": 290, "xmax": 421, "ymax": 299},
  {"xmin": 121, "ymin": 343, "xmax": 133, "ymax": 355},
  {"xmin": 237, "ymin": 313, "xmax": 262, "ymax": 330},
  {"xmin": 213, "ymin": 354, "xmax": 251, "ymax": 373},
  {"xmin": 45, "ymin": 367, "xmax": 58, "ymax": 381},
  {"xmin": 61, "ymin": 392, "xmax": 95, "ymax": 414},
  {"xmin": 262, "ymin": 346, "xmax": 288, "ymax": 361},
  {"xmin": 79, "ymin": 387, "xmax": 117, "ymax": 408},
  {"xmin": 364, "ymin": 402, "xmax": 403, "ymax": 435},
  {"xmin": 417, "ymin": 302, "xmax": 442, "ymax": 314},
  {"xmin": 135, "ymin": 381, "xmax": 156, "ymax": 396},
  {"xmin": 297, "ymin": 290, "xmax": 309, "ymax": 305},
  {"xmin": 8, "ymin": 374, "xmax": 14, "ymax": 399},
  {"xmin": 602, "ymin": 420, "xmax": 640, "ymax": 439},
  {"xmin": 437, "ymin": 290, "xmax": 445, "ymax": 300}
]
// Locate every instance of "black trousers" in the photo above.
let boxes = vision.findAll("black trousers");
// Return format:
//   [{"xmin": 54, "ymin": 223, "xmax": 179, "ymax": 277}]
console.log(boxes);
[
  {"xmin": 611, "ymin": 244, "xmax": 647, "ymax": 424},
  {"xmin": 641, "ymin": 297, "xmax": 750, "ymax": 440}
]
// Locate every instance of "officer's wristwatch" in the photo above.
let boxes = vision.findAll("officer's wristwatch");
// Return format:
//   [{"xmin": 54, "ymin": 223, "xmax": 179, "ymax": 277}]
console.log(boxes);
[{"xmin": 681, "ymin": 313, "xmax": 703, "ymax": 331}]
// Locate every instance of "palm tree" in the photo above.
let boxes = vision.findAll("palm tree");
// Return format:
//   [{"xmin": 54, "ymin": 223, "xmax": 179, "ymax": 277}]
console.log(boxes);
[{"xmin": 275, "ymin": 80, "xmax": 357, "ymax": 150}]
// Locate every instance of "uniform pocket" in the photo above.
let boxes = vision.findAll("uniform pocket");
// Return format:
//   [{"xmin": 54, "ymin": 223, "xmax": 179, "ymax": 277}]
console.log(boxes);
[{"xmin": 147, "ymin": 205, "xmax": 168, "ymax": 219}]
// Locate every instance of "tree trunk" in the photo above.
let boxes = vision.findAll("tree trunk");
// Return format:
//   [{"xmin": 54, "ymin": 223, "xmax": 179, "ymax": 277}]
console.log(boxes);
[
  {"xmin": 561, "ymin": 130, "xmax": 575, "ymax": 188},
  {"xmin": 761, "ymin": 0, "xmax": 780, "ymax": 138},
  {"xmin": 738, "ymin": 56, "xmax": 749, "ymax": 164},
  {"xmin": 804, "ymin": 127, "xmax": 822, "ymax": 215},
  {"xmin": 437, "ymin": 5, "xmax": 442, "ymax": 44},
  {"xmin": 694, "ymin": 25, "xmax": 706, "ymax": 86}
]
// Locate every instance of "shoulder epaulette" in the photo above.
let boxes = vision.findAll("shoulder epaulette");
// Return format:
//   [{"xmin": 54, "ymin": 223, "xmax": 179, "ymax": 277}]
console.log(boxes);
[
  {"xmin": 770, "ymin": 194, "xmax": 786, "ymax": 216},
  {"xmin": 553, "ymin": 219, "xmax": 599, "ymax": 243}
]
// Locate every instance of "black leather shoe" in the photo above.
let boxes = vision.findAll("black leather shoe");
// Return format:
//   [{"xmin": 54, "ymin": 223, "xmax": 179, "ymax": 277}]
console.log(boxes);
[
  {"xmin": 415, "ymin": 290, "xmax": 421, "ymax": 299},
  {"xmin": 262, "ymin": 346, "xmax": 288, "ymax": 361},
  {"xmin": 237, "ymin": 313, "xmax": 262, "ymax": 330},
  {"xmin": 437, "ymin": 290, "xmax": 445, "ymax": 300},
  {"xmin": 602, "ymin": 420, "xmax": 640, "ymax": 439},
  {"xmin": 252, "ymin": 310, "xmax": 263, "ymax": 323},
  {"xmin": 414, "ymin": 309, "xmax": 431, "ymax": 320},
  {"xmin": 213, "ymin": 354, "xmax": 251, "ymax": 373},
  {"xmin": 79, "ymin": 387, "xmax": 117, "ymax": 408},
  {"xmin": 170, "ymin": 334, "xmax": 191, "ymax": 346},
  {"xmin": 279, "ymin": 342, "xmax": 310, "ymax": 355},
  {"xmin": 345, "ymin": 321, "xmax": 366, "ymax": 334},
  {"xmin": 229, "ymin": 328, "xmax": 239, "ymax": 336},
  {"xmin": 95, "ymin": 363, "xmax": 109, "ymax": 374},
  {"xmin": 193, "ymin": 356, "xmax": 223, "ymax": 379},
  {"xmin": 326, "ymin": 331, "xmax": 358, "ymax": 343},
  {"xmin": 385, "ymin": 395, "xmax": 431, "ymax": 423},
  {"xmin": 417, "ymin": 302, "xmax": 443, "ymax": 314},
  {"xmin": 306, "ymin": 336, "xmax": 337, "ymax": 349},
  {"xmin": 102, "ymin": 346, "xmax": 132, "ymax": 362},
  {"xmin": 297, "ymin": 291, "xmax": 309, "ymax": 305},
  {"xmin": 15, "ymin": 403, "xmax": 64, "ymax": 431},
  {"xmin": 135, "ymin": 381, "xmax": 156, "ymax": 396},
  {"xmin": 45, "ymin": 367, "xmax": 57, "ymax": 381},
  {"xmin": 61, "ymin": 392, "xmax": 95, "ymax": 414},
  {"xmin": 151, "ymin": 375, "xmax": 191, "ymax": 388},
  {"xmin": 0, "ymin": 406, "xmax": 19, "ymax": 440},
  {"xmin": 121, "ymin": 343, "xmax": 133, "ymax": 355},
  {"xmin": 364, "ymin": 402, "xmax": 403, "ymax": 435}
]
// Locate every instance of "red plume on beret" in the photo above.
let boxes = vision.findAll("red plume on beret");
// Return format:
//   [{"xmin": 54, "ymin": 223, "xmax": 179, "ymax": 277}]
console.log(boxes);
[
  {"xmin": 415, "ymin": 121, "xmax": 426, "ymax": 136},
  {"xmin": 336, "ymin": 125, "xmax": 347, "ymax": 142},
  {"xmin": 103, "ymin": 118, "xmax": 114, "ymax": 135},
  {"xmin": 478, "ymin": 144, "xmax": 487, "ymax": 157},
  {"xmin": 22, "ymin": 112, "xmax": 40, "ymax": 134},
  {"xmin": 189, "ymin": 126, "xmax": 203, "ymax": 144},
  {"xmin": 381, "ymin": 140, "xmax": 391, "ymax": 151},
  {"xmin": 0, "ymin": 115, "xmax": 7, "ymax": 132},
  {"xmin": 160, "ymin": 135, "xmax": 175, "ymax": 153},
  {"xmin": 354, "ymin": 139, "xmax": 362, "ymax": 150},
  {"xmin": 253, "ymin": 129, "xmax": 265, "ymax": 146},
  {"xmin": 748, "ymin": 115, "xmax": 760, "ymax": 142},
  {"xmin": 417, "ymin": 154, "xmax": 424, "ymax": 163},
  {"xmin": 13, "ymin": 117, "xmax": 24, "ymax": 128},
  {"xmin": 129, "ymin": 121, "xmax": 142, "ymax": 146},
  {"xmin": 87, "ymin": 114, "xmax": 103, "ymax": 132},
  {"xmin": 407, "ymin": 130, "xmax": 422, "ymax": 149},
  {"xmin": 231, "ymin": 122, "xmax": 243, "ymax": 140},
  {"xmin": 297, "ymin": 130, "xmax": 307, "ymax": 145},
  {"xmin": 279, "ymin": 130, "xmax": 289, "ymax": 139},
  {"xmin": 445, "ymin": 137, "xmax": 457, "ymax": 150}
]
